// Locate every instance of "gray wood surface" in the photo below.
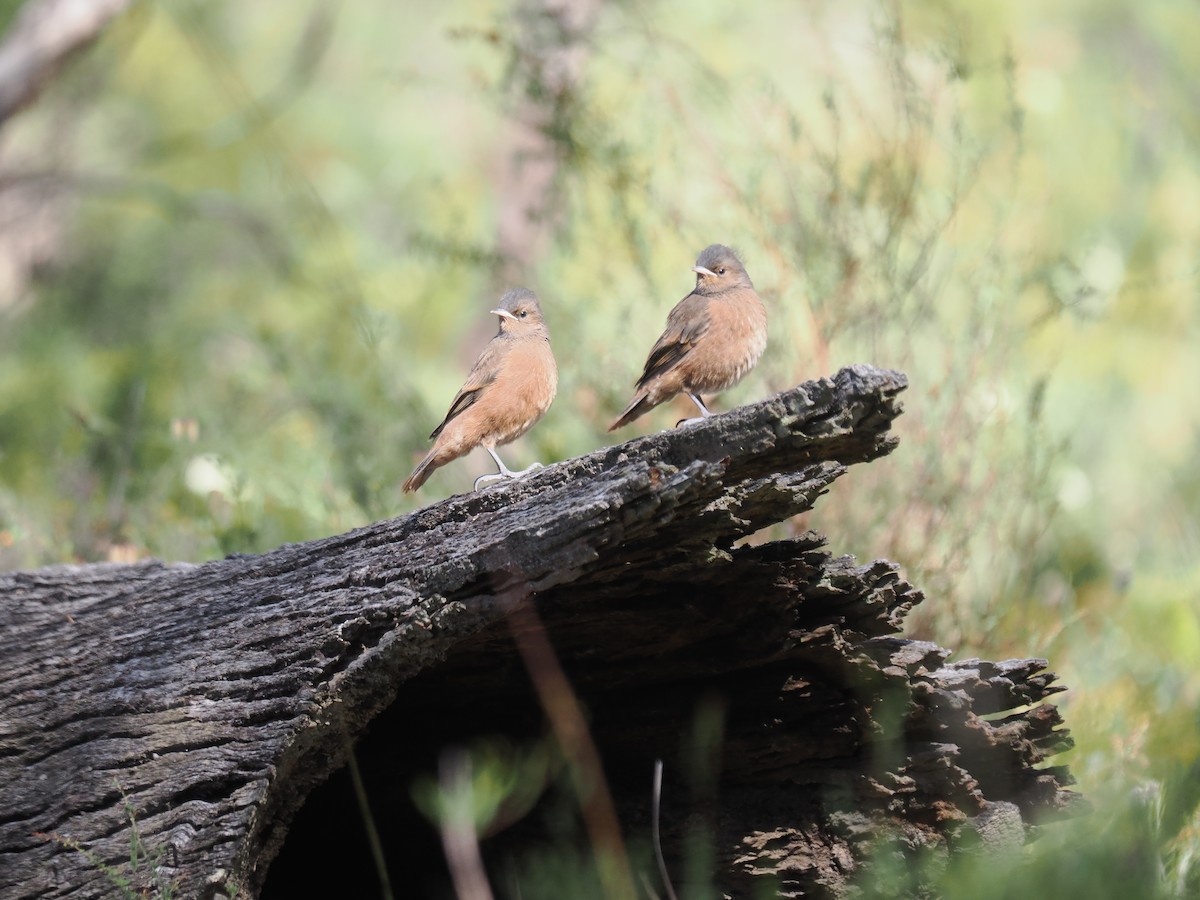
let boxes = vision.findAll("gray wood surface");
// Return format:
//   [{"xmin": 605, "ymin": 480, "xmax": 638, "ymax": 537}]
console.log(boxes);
[{"xmin": 0, "ymin": 365, "xmax": 1079, "ymax": 898}]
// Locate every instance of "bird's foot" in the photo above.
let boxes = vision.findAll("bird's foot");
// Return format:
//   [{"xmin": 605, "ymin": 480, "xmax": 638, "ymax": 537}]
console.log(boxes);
[
  {"xmin": 509, "ymin": 461, "xmax": 545, "ymax": 477},
  {"xmin": 473, "ymin": 462, "xmax": 545, "ymax": 491},
  {"xmin": 674, "ymin": 416, "xmax": 707, "ymax": 427}
]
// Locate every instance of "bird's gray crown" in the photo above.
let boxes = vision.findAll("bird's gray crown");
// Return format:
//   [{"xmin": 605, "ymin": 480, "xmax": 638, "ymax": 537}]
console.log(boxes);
[
  {"xmin": 497, "ymin": 287, "xmax": 540, "ymax": 312},
  {"xmin": 695, "ymin": 244, "xmax": 743, "ymax": 271}
]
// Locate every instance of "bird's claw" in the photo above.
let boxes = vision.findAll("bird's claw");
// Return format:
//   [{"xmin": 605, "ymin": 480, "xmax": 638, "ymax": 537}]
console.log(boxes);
[
  {"xmin": 472, "ymin": 462, "xmax": 545, "ymax": 491},
  {"xmin": 473, "ymin": 472, "xmax": 509, "ymax": 490}
]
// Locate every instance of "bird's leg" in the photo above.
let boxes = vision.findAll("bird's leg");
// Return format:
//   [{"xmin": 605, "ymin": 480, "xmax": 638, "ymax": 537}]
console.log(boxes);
[
  {"xmin": 474, "ymin": 446, "xmax": 512, "ymax": 489},
  {"xmin": 473, "ymin": 446, "xmax": 544, "ymax": 490},
  {"xmin": 687, "ymin": 393, "xmax": 713, "ymax": 417},
  {"xmin": 676, "ymin": 392, "xmax": 713, "ymax": 427},
  {"xmin": 486, "ymin": 445, "xmax": 545, "ymax": 478}
]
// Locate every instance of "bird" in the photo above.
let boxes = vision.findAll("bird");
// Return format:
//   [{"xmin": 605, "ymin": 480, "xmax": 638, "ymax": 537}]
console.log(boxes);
[
  {"xmin": 609, "ymin": 244, "xmax": 767, "ymax": 431},
  {"xmin": 402, "ymin": 288, "xmax": 557, "ymax": 492}
]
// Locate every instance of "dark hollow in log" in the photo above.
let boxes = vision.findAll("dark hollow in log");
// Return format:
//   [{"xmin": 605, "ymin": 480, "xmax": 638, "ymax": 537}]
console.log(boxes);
[{"xmin": 0, "ymin": 365, "xmax": 1080, "ymax": 899}]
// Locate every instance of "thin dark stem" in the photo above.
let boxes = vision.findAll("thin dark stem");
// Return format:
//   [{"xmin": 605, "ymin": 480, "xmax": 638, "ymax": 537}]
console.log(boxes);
[
  {"xmin": 347, "ymin": 746, "xmax": 395, "ymax": 900},
  {"xmin": 652, "ymin": 759, "xmax": 678, "ymax": 900}
]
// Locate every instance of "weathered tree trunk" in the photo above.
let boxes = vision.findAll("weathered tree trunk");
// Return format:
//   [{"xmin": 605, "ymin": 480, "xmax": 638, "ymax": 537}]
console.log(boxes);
[
  {"xmin": 0, "ymin": 366, "xmax": 1079, "ymax": 899},
  {"xmin": 492, "ymin": 0, "xmax": 603, "ymax": 285}
]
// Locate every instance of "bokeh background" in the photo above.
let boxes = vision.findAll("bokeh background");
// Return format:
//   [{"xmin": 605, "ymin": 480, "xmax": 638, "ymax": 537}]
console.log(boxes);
[{"xmin": 1, "ymin": 0, "xmax": 1198, "ymax": 894}]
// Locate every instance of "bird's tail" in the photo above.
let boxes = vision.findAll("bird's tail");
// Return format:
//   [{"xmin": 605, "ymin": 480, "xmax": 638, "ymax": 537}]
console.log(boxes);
[
  {"xmin": 608, "ymin": 392, "xmax": 652, "ymax": 431},
  {"xmin": 402, "ymin": 450, "xmax": 437, "ymax": 493}
]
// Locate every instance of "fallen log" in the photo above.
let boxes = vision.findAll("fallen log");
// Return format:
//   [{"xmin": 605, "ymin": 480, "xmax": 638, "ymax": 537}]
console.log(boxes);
[{"xmin": 0, "ymin": 365, "xmax": 1079, "ymax": 898}]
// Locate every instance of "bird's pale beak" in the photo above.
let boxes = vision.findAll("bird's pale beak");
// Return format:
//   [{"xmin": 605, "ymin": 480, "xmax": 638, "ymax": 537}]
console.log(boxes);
[
  {"xmin": 491, "ymin": 308, "xmax": 518, "ymax": 321},
  {"xmin": 692, "ymin": 265, "xmax": 717, "ymax": 278}
]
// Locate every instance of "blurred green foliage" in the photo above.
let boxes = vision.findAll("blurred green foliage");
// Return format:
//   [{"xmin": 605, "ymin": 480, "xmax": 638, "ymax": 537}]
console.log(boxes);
[{"xmin": 1, "ymin": 0, "xmax": 1198, "ymax": 895}]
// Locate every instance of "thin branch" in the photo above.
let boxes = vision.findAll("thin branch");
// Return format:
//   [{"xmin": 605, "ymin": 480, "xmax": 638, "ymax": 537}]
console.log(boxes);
[
  {"xmin": 0, "ymin": 167, "xmax": 296, "ymax": 275},
  {"xmin": 438, "ymin": 749, "xmax": 496, "ymax": 900},
  {"xmin": 651, "ymin": 759, "xmax": 678, "ymax": 900},
  {"xmin": 347, "ymin": 747, "xmax": 396, "ymax": 900},
  {"xmin": 505, "ymin": 595, "xmax": 638, "ymax": 900},
  {"xmin": 0, "ymin": 0, "xmax": 136, "ymax": 127}
]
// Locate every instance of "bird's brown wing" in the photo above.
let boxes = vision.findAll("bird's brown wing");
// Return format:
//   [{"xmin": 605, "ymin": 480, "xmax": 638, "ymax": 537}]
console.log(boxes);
[
  {"xmin": 428, "ymin": 339, "xmax": 504, "ymax": 440},
  {"xmin": 635, "ymin": 294, "xmax": 711, "ymax": 389}
]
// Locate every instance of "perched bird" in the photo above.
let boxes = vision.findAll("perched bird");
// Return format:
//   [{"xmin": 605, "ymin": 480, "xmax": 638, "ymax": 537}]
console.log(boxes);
[
  {"xmin": 609, "ymin": 244, "xmax": 767, "ymax": 431},
  {"xmin": 402, "ymin": 288, "xmax": 557, "ymax": 492}
]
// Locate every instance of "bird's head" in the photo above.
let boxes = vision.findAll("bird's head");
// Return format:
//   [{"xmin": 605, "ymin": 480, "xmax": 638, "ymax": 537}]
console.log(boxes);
[
  {"xmin": 491, "ymin": 287, "xmax": 547, "ymax": 334},
  {"xmin": 691, "ymin": 244, "xmax": 752, "ymax": 295}
]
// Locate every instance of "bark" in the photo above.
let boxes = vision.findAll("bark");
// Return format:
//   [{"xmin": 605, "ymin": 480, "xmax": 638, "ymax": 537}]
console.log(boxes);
[
  {"xmin": 0, "ymin": 365, "xmax": 1080, "ymax": 899},
  {"xmin": 0, "ymin": 0, "xmax": 135, "ymax": 127}
]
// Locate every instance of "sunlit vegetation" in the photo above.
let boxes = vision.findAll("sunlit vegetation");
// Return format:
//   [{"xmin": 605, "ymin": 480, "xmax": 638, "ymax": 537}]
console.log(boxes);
[{"xmin": 1, "ymin": 0, "xmax": 1198, "ymax": 895}]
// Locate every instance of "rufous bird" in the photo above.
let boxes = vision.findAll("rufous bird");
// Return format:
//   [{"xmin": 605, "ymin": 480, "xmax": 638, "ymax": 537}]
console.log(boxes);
[
  {"xmin": 403, "ymin": 288, "xmax": 557, "ymax": 492},
  {"xmin": 610, "ymin": 244, "xmax": 767, "ymax": 431}
]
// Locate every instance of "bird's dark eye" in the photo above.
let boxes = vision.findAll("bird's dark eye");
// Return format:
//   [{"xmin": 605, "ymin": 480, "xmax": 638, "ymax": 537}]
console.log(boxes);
[
  {"xmin": 718, "ymin": 267, "xmax": 727, "ymax": 275},
  {"xmin": 519, "ymin": 309, "xmax": 528, "ymax": 318}
]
